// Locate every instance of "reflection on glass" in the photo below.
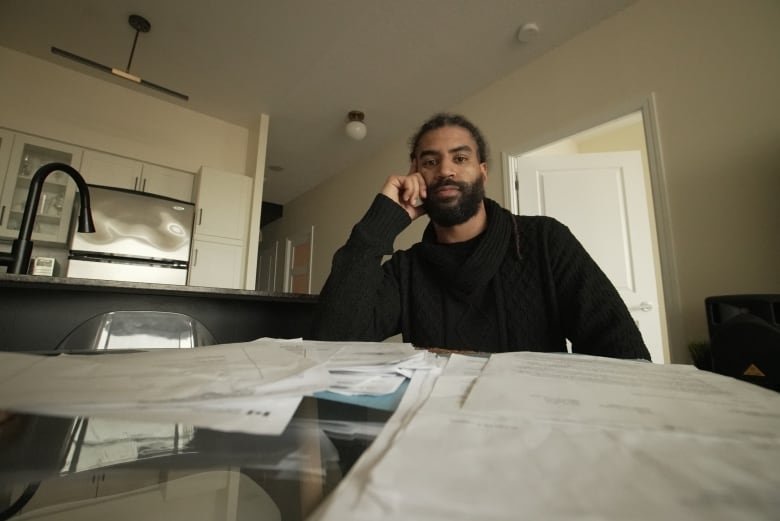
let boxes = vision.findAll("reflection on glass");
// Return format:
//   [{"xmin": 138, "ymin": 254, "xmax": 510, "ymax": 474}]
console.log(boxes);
[
  {"xmin": 7, "ymin": 144, "xmax": 74, "ymax": 237},
  {"xmin": 62, "ymin": 418, "xmax": 195, "ymax": 473}
]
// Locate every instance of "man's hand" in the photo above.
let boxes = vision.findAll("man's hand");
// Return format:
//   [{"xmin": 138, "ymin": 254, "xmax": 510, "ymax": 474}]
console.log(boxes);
[{"xmin": 380, "ymin": 161, "xmax": 427, "ymax": 221}]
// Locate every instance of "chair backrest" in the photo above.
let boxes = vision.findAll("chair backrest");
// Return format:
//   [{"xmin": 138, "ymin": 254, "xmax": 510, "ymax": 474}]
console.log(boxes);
[
  {"xmin": 57, "ymin": 311, "xmax": 216, "ymax": 350},
  {"xmin": 706, "ymin": 295, "xmax": 780, "ymax": 391}
]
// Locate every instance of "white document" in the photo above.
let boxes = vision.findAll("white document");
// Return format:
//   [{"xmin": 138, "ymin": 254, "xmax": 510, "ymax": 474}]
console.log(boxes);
[
  {"xmin": 277, "ymin": 338, "xmax": 435, "ymax": 396},
  {"xmin": 463, "ymin": 352, "xmax": 780, "ymax": 440},
  {"xmin": 343, "ymin": 410, "xmax": 780, "ymax": 521},
  {"xmin": 327, "ymin": 372, "xmax": 408, "ymax": 396},
  {"xmin": 313, "ymin": 352, "xmax": 780, "ymax": 521},
  {"xmin": 0, "ymin": 342, "xmax": 327, "ymax": 435}
]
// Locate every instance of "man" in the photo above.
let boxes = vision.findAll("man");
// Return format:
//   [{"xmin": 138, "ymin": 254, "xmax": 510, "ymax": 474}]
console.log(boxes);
[{"xmin": 312, "ymin": 113, "xmax": 650, "ymax": 360}]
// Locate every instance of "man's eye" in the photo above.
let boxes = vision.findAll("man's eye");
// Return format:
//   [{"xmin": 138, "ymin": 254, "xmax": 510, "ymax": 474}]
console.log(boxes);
[
  {"xmin": 453, "ymin": 156, "xmax": 468, "ymax": 164},
  {"xmin": 422, "ymin": 159, "xmax": 437, "ymax": 168}
]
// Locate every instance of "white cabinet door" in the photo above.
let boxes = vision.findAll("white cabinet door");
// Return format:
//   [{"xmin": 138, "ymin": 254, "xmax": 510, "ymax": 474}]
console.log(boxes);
[
  {"xmin": 194, "ymin": 168, "xmax": 251, "ymax": 241},
  {"xmin": 141, "ymin": 164, "xmax": 193, "ymax": 202},
  {"xmin": 0, "ymin": 133, "xmax": 82, "ymax": 244},
  {"xmin": 80, "ymin": 149, "xmax": 143, "ymax": 190},
  {"xmin": 188, "ymin": 237, "xmax": 245, "ymax": 289},
  {"xmin": 81, "ymin": 150, "xmax": 193, "ymax": 202}
]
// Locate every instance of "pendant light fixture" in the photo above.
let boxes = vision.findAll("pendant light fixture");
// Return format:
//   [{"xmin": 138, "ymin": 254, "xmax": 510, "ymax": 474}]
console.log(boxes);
[
  {"xmin": 345, "ymin": 111, "xmax": 367, "ymax": 140},
  {"xmin": 51, "ymin": 14, "xmax": 189, "ymax": 101}
]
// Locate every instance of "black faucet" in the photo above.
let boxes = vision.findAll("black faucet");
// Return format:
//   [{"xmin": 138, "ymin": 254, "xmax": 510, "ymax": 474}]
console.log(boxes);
[{"xmin": 0, "ymin": 162, "xmax": 95, "ymax": 274}]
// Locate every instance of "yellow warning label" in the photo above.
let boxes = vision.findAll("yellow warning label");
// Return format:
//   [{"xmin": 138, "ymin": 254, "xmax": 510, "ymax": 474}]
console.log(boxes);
[{"xmin": 743, "ymin": 364, "xmax": 766, "ymax": 377}]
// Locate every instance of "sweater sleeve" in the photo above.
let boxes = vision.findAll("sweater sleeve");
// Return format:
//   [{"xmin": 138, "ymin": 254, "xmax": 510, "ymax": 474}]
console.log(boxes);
[
  {"xmin": 309, "ymin": 194, "xmax": 411, "ymax": 341},
  {"xmin": 546, "ymin": 219, "xmax": 651, "ymax": 361}
]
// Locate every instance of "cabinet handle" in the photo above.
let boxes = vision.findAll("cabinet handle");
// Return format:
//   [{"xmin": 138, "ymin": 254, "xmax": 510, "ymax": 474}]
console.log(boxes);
[
  {"xmin": 198, "ymin": 209, "xmax": 203, "ymax": 226},
  {"xmin": 0, "ymin": 205, "xmax": 5, "ymax": 226},
  {"xmin": 193, "ymin": 249, "xmax": 199, "ymax": 266},
  {"xmin": 134, "ymin": 177, "xmax": 139, "ymax": 191},
  {"xmin": 142, "ymin": 178, "xmax": 147, "ymax": 192}
]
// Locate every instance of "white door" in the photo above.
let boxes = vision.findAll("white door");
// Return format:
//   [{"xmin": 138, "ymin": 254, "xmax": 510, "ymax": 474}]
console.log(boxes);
[{"xmin": 511, "ymin": 151, "xmax": 666, "ymax": 363}]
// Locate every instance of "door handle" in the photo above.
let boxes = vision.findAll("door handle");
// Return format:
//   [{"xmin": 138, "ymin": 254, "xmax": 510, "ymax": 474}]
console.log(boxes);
[
  {"xmin": 142, "ymin": 178, "xmax": 147, "ymax": 192},
  {"xmin": 134, "ymin": 177, "xmax": 139, "ymax": 191},
  {"xmin": 198, "ymin": 209, "xmax": 203, "ymax": 226},
  {"xmin": 0, "ymin": 205, "xmax": 5, "ymax": 226},
  {"xmin": 630, "ymin": 301, "xmax": 653, "ymax": 312},
  {"xmin": 193, "ymin": 249, "xmax": 198, "ymax": 266}
]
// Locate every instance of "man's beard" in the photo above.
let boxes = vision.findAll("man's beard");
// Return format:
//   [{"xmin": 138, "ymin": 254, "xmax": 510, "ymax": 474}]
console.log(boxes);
[{"xmin": 423, "ymin": 176, "xmax": 485, "ymax": 227}]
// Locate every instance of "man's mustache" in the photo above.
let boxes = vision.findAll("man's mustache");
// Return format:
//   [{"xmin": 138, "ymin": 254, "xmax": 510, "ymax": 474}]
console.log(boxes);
[{"xmin": 428, "ymin": 179, "xmax": 467, "ymax": 191}]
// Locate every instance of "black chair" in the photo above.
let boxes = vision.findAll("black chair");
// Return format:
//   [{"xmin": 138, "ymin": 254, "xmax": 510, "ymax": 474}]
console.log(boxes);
[
  {"xmin": 706, "ymin": 294, "xmax": 780, "ymax": 391},
  {"xmin": 56, "ymin": 311, "xmax": 216, "ymax": 350}
]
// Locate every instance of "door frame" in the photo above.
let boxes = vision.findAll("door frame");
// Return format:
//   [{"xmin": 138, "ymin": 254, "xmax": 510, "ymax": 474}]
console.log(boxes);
[
  {"xmin": 501, "ymin": 93, "xmax": 683, "ymax": 362},
  {"xmin": 283, "ymin": 226, "xmax": 315, "ymax": 294}
]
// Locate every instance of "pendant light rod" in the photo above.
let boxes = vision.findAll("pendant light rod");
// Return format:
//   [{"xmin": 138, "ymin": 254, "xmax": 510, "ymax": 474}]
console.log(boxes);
[
  {"xmin": 49, "ymin": 13, "xmax": 188, "ymax": 101},
  {"xmin": 126, "ymin": 30, "xmax": 140, "ymax": 71},
  {"xmin": 125, "ymin": 14, "xmax": 151, "ymax": 73}
]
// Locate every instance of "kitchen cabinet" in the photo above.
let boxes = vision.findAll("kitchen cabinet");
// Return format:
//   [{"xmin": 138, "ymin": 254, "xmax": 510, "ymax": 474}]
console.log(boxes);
[
  {"xmin": 189, "ymin": 236, "xmax": 245, "ymax": 289},
  {"xmin": 15, "ymin": 467, "xmax": 164, "ymax": 513},
  {"xmin": 0, "ymin": 133, "xmax": 82, "ymax": 244},
  {"xmin": 188, "ymin": 167, "xmax": 251, "ymax": 289},
  {"xmin": 193, "ymin": 167, "xmax": 251, "ymax": 241},
  {"xmin": 140, "ymin": 163, "xmax": 193, "ymax": 202},
  {"xmin": 80, "ymin": 149, "xmax": 194, "ymax": 202}
]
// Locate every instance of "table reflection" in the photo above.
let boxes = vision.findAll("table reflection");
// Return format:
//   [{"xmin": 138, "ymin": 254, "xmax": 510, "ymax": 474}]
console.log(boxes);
[{"xmin": 0, "ymin": 397, "xmax": 393, "ymax": 520}]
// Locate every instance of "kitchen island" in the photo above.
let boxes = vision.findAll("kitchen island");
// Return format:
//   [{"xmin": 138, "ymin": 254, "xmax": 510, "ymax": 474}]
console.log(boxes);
[{"xmin": 0, "ymin": 274, "xmax": 318, "ymax": 352}]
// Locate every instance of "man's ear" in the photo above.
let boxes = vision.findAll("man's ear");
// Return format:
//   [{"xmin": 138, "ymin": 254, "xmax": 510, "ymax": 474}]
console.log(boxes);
[{"xmin": 480, "ymin": 162, "xmax": 488, "ymax": 181}]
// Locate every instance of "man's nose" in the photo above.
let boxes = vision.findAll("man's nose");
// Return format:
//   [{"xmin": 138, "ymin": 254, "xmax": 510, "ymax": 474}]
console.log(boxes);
[{"xmin": 436, "ymin": 158, "xmax": 457, "ymax": 178}]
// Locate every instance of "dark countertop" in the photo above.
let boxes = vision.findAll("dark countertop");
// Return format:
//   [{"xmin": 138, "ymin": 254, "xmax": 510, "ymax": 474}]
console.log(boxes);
[
  {"xmin": 0, "ymin": 273, "xmax": 318, "ymax": 303},
  {"xmin": 0, "ymin": 274, "xmax": 319, "ymax": 351}
]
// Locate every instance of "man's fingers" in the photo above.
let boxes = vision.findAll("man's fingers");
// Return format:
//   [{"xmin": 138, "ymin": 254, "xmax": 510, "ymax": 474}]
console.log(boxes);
[{"xmin": 380, "ymin": 172, "xmax": 427, "ymax": 220}]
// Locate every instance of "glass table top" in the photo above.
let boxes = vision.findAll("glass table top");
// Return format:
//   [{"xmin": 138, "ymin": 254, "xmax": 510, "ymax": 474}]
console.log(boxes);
[{"xmin": 0, "ymin": 396, "xmax": 395, "ymax": 521}]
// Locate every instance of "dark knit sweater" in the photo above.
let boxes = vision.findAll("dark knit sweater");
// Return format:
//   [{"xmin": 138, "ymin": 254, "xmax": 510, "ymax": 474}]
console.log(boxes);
[{"xmin": 312, "ymin": 195, "xmax": 650, "ymax": 360}]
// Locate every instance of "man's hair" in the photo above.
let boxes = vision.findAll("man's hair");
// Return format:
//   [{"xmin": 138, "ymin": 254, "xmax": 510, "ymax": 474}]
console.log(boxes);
[{"xmin": 408, "ymin": 113, "xmax": 489, "ymax": 164}]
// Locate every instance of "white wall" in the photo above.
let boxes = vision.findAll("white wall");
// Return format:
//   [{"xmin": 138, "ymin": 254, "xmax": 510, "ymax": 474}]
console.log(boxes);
[
  {"xmin": 0, "ymin": 46, "xmax": 249, "ymax": 175},
  {"xmin": 267, "ymin": 0, "xmax": 780, "ymax": 362}
]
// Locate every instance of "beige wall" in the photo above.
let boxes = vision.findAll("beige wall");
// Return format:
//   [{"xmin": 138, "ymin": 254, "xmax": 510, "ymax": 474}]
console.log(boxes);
[
  {"xmin": 267, "ymin": 0, "xmax": 780, "ymax": 362},
  {"xmin": 0, "ymin": 46, "xmax": 249, "ymax": 174}
]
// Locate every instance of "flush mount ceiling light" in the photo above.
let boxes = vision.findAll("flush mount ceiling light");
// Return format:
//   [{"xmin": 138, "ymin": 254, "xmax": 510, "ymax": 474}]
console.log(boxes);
[
  {"xmin": 51, "ymin": 14, "xmax": 189, "ymax": 101},
  {"xmin": 516, "ymin": 22, "xmax": 540, "ymax": 43},
  {"xmin": 345, "ymin": 110, "xmax": 367, "ymax": 140}
]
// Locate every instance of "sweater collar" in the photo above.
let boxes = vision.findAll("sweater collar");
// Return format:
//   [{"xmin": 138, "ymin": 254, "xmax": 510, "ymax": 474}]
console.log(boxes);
[{"xmin": 420, "ymin": 198, "xmax": 513, "ymax": 295}]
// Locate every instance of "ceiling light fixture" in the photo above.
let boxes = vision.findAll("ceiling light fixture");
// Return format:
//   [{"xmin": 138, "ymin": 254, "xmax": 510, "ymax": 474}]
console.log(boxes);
[
  {"xmin": 51, "ymin": 14, "xmax": 189, "ymax": 101},
  {"xmin": 516, "ymin": 22, "xmax": 540, "ymax": 43},
  {"xmin": 345, "ymin": 111, "xmax": 367, "ymax": 140}
]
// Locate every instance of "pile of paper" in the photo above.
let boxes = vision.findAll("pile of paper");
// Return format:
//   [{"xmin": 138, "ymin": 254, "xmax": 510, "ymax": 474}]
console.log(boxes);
[
  {"xmin": 0, "ymin": 341, "xmax": 329, "ymax": 435},
  {"xmin": 311, "ymin": 352, "xmax": 780, "ymax": 521},
  {"xmin": 0, "ymin": 339, "xmax": 438, "ymax": 436},
  {"xmin": 273, "ymin": 338, "xmax": 436, "ymax": 398}
]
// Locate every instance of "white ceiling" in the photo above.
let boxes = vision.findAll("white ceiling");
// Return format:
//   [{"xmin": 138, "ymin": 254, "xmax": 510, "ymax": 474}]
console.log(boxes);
[{"xmin": 0, "ymin": 0, "xmax": 636, "ymax": 204}]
